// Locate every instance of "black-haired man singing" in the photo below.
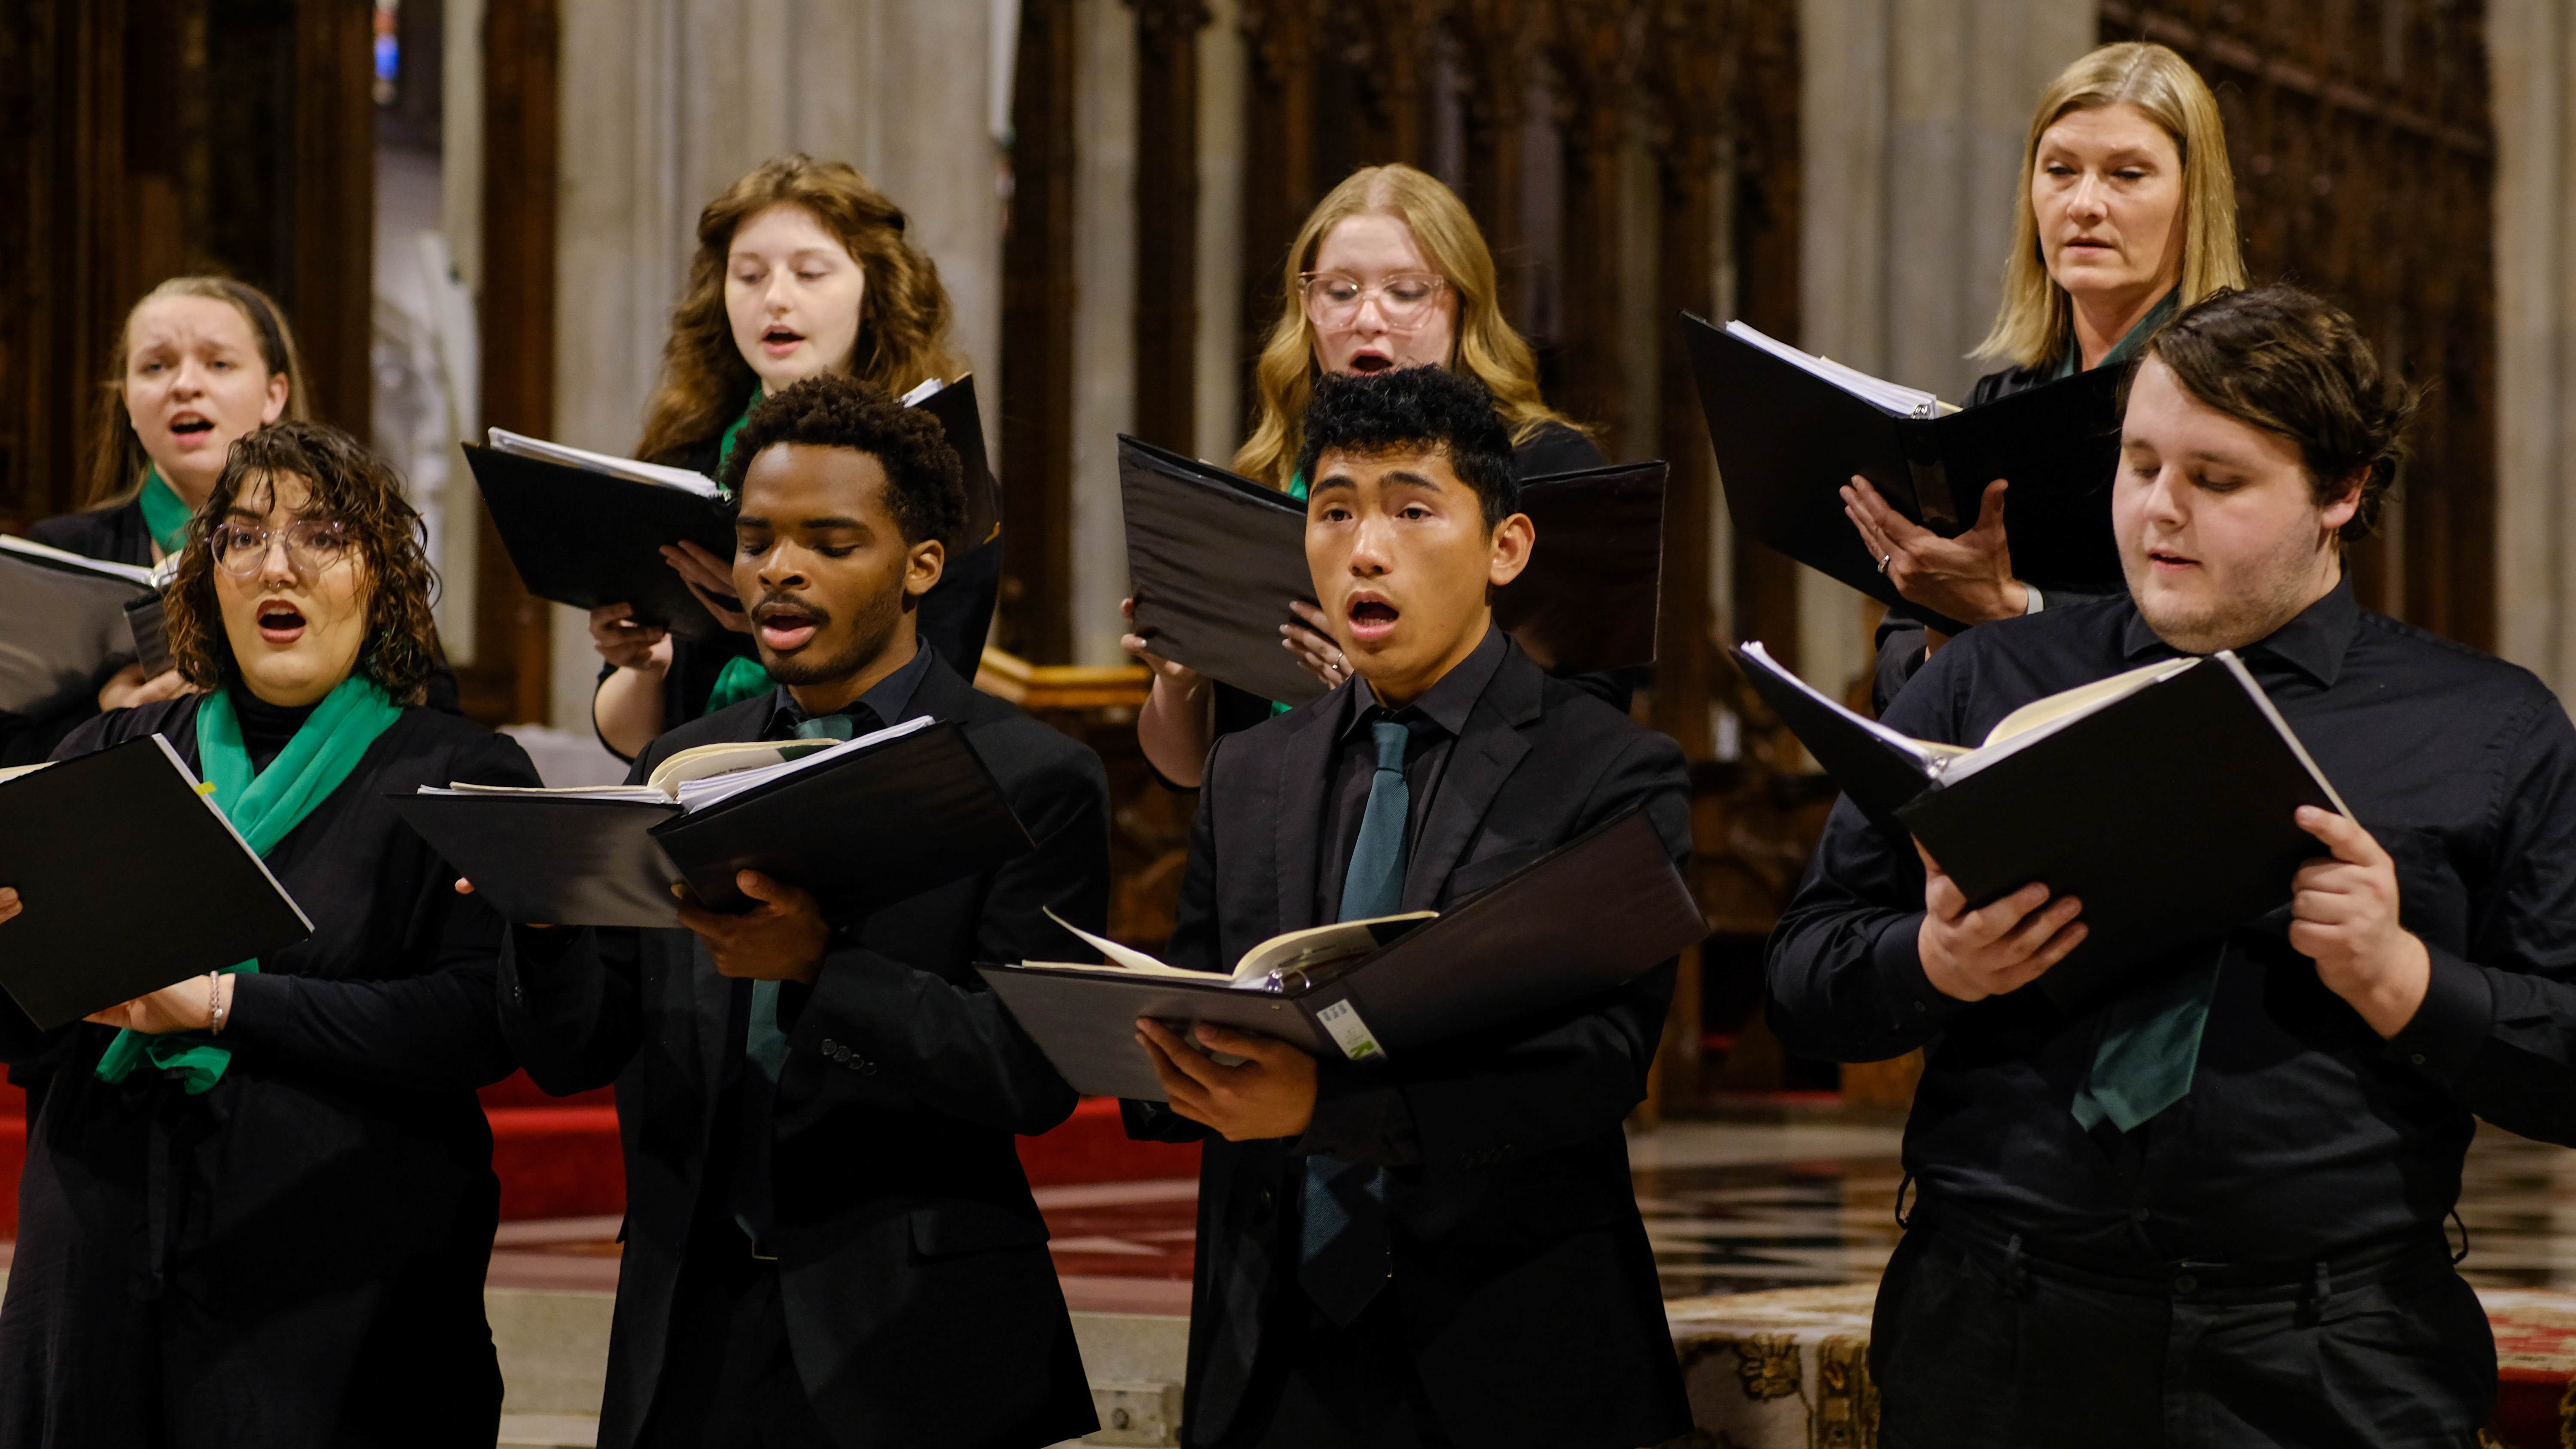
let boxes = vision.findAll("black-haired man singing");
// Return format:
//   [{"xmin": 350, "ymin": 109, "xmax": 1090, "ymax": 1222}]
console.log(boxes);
[{"xmin": 1127, "ymin": 366, "xmax": 1695, "ymax": 1449}]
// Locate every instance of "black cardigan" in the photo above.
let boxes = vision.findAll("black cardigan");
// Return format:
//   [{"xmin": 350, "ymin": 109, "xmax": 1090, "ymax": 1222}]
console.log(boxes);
[{"xmin": 0, "ymin": 695, "xmax": 538, "ymax": 1446}]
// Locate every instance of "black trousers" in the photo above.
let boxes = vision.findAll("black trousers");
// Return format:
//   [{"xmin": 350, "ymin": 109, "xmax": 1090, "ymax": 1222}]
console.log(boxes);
[
  {"xmin": 634, "ymin": 1221, "xmax": 837, "ymax": 1449},
  {"xmin": 1209, "ymin": 1292, "xmax": 1455, "ymax": 1449},
  {"xmin": 1871, "ymin": 1219, "xmax": 2496, "ymax": 1449}
]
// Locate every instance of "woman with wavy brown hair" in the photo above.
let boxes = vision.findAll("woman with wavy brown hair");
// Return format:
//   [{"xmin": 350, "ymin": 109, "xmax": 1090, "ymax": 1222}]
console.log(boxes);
[
  {"xmin": 1121, "ymin": 163, "xmax": 1607, "ymax": 787},
  {"xmin": 0, "ymin": 421, "xmax": 539, "ymax": 1446},
  {"xmin": 588, "ymin": 153, "xmax": 993, "ymax": 760}
]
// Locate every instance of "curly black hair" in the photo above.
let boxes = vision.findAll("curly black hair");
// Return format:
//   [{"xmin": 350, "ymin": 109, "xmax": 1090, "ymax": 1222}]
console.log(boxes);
[
  {"xmin": 2134, "ymin": 284, "xmax": 2419, "ymax": 542},
  {"xmin": 717, "ymin": 373, "xmax": 966, "ymax": 548},
  {"xmin": 165, "ymin": 421, "xmax": 440, "ymax": 705},
  {"xmin": 1295, "ymin": 366, "xmax": 1520, "ymax": 528}
]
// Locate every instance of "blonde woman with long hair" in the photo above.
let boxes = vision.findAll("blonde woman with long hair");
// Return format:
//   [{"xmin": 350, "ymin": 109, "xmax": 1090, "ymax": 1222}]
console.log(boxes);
[
  {"xmin": 1847, "ymin": 41, "xmax": 2246, "ymax": 710},
  {"xmin": 588, "ymin": 154, "xmax": 993, "ymax": 760},
  {"xmin": 1123, "ymin": 164, "xmax": 1606, "ymax": 786}
]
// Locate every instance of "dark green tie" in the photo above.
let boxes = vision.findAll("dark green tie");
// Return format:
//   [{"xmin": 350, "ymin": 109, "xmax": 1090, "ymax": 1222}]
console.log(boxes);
[
  {"xmin": 2070, "ymin": 944, "xmax": 2227, "ymax": 1132},
  {"xmin": 1300, "ymin": 717, "xmax": 1409, "ymax": 1325}
]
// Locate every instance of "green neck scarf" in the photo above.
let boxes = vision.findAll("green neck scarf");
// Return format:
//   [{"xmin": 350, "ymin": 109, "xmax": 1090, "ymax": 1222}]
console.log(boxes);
[
  {"xmin": 95, "ymin": 676, "xmax": 405, "ymax": 1094},
  {"xmin": 2050, "ymin": 287, "xmax": 2182, "ymax": 382},
  {"xmin": 713, "ymin": 386, "xmax": 765, "ymax": 496},
  {"xmin": 137, "ymin": 466, "xmax": 194, "ymax": 560},
  {"xmin": 694, "ymin": 388, "xmax": 776, "ymax": 715}
]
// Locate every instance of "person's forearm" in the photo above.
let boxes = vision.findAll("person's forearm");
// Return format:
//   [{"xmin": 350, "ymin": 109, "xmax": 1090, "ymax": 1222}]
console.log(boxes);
[
  {"xmin": 593, "ymin": 667, "xmax": 668, "ymax": 760},
  {"xmin": 1136, "ymin": 676, "xmax": 1216, "ymax": 787}
]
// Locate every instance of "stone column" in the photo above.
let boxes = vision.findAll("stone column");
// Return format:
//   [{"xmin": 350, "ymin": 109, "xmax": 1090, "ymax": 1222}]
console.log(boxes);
[
  {"xmin": 2489, "ymin": 0, "xmax": 2576, "ymax": 693},
  {"xmin": 1069, "ymin": 0, "xmax": 1140, "ymax": 665}
]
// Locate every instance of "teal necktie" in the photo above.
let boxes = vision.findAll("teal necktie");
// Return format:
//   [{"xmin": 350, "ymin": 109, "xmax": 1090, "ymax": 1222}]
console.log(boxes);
[
  {"xmin": 1300, "ymin": 717, "xmax": 1410, "ymax": 1324},
  {"xmin": 2070, "ymin": 944, "xmax": 2227, "ymax": 1132},
  {"xmin": 735, "ymin": 708, "xmax": 863, "ymax": 1247}
]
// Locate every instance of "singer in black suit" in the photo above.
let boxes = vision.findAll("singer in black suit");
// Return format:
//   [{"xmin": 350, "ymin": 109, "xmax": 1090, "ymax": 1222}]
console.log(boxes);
[
  {"xmin": 489, "ymin": 377, "xmax": 1104, "ymax": 1449},
  {"xmin": 1124, "ymin": 367, "xmax": 1693, "ymax": 1449}
]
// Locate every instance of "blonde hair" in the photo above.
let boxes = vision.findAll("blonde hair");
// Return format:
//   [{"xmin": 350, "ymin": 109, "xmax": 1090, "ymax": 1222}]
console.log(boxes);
[
  {"xmin": 84, "ymin": 276, "xmax": 311, "ymax": 509},
  {"xmin": 1233, "ymin": 164, "xmax": 1583, "ymax": 490},
  {"xmin": 636, "ymin": 154, "xmax": 964, "ymax": 463},
  {"xmin": 1975, "ymin": 42, "xmax": 2247, "ymax": 370}
]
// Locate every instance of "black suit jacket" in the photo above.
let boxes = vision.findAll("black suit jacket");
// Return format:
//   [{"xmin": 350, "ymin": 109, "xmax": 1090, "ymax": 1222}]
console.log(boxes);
[
  {"xmin": 498, "ymin": 661, "xmax": 1106, "ymax": 1449},
  {"xmin": 1130, "ymin": 639, "xmax": 1695, "ymax": 1449}
]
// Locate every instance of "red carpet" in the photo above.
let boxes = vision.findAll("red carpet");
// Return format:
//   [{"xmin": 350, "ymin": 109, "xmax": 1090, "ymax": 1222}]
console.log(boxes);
[{"xmin": 0, "ymin": 1079, "xmax": 1195, "ymax": 1233}]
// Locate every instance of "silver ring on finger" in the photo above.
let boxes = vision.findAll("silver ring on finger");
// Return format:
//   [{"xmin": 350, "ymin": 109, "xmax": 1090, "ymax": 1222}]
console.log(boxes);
[{"xmin": 1877, "ymin": 553, "xmax": 1893, "ymax": 575}]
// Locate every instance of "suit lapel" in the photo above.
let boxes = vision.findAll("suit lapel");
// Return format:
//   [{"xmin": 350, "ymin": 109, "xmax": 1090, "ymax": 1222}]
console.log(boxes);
[
  {"xmin": 1401, "ymin": 648, "xmax": 1541, "ymax": 912},
  {"xmin": 1271, "ymin": 693, "xmax": 1340, "ymax": 937}
]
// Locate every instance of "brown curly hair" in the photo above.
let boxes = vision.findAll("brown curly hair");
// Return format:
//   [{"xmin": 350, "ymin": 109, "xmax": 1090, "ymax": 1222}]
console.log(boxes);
[
  {"xmin": 721, "ymin": 374, "xmax": 964, "ymax": 549},
  {"xmin": 635, "ymin": 155, "xmax": 964, "ymax": 464},
  {"xmin": 2134, "ymin": 284, "xmax": 2418, "ymax": 543},
  {"xmin": 164, "ymin": 422, "xmax": 441, "ymax": 705}
]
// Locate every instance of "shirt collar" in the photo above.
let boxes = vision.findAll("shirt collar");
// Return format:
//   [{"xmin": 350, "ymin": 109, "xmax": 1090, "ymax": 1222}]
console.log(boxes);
[
  {"xmin": 1343, "ymin": 621, "xmax": 1507, "ymax": 741},
  {"xmin": 763, "ymin": 641, "xmax": 939, "ymax": 739},
  {"xmin": 2120, "ymin": 571, "xmax": 2359, "ymax": 688}
]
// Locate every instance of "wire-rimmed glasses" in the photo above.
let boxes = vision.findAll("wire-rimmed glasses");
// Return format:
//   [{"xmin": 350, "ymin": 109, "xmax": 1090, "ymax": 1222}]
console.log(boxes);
[
  {"xmin": 1298, "ymin": 271, "xmax": 1450, "ymax": 331},
  {"xmin": 209, "ymin": 519, "xmax": 356, "ymax": 578}
]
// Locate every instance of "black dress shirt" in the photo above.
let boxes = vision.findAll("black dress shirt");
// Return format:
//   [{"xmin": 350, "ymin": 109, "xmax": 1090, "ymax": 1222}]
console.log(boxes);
[
  {"xmin": 756, "ymin": 638, "xmax": 936, "ymax": 743},
  {"xmin": 1314, "ymin": 624, "xmax": 1508, "ymax": 921},
  {"xmin": 1771, "ymin": 574, "xmax": 2576, "ymax": 1265}
]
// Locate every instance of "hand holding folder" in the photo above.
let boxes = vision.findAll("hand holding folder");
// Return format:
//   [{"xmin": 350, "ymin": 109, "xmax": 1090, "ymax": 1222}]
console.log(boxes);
[
  {"xmin": 1682, "ymin": 312, "xmax": 2126, "ymax": 631},
  {"xmin": 975, "ymin": 808, "xmax": 1706, "ymax": 1100},
  {"xmin": 1731, "ymin": 641, "xmax": 2348, "ymax": 1009},
  {"xmin": 0, "ymin": 736, "xmax": 310, "ymax": 1029},
  {"xmin": 390, "ymin": 717, "xmax": 1032, "ymax": 929}
]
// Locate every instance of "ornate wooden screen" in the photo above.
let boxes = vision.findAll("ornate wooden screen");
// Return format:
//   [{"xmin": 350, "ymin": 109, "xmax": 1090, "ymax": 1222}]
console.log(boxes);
[{"xmin": 2102, "ymin": 1, "xmax": 2498, "ymax": 648}]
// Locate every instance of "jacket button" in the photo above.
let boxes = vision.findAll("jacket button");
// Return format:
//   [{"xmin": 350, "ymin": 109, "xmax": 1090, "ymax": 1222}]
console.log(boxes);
[
  {"xmin": 820, "ymin": 1037, "xmax": 838, "ymax": 1056},
  {"xmin": 858, "ymin": 1057, "xmax": 877, "ymax": 1075},
  {"xmin": 2172, "ymin": 1273, "xmax": 2197, "ymax": 1295}
]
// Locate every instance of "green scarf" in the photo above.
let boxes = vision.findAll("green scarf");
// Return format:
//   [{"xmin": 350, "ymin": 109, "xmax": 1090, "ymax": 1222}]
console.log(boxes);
[
  {"xmin": 94, "ymin": 676, "xmax": 405, "ymax": 1094},
  {"xmin": 713, "ymin": 386, "xmax": 765, "ymax": 497},
  {"xmin": 138, "ymin": 466, "xmax": 194, "ymax": 559},
  {"xmin": 699, "ymin": 389, "xmax": 776, "ymax": 713}
]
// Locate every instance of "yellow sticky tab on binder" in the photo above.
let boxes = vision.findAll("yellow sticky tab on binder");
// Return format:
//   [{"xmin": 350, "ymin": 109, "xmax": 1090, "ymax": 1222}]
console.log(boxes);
[{"xmin": 196, "ymin": 781, "xmax": 217, "ymax": 796}]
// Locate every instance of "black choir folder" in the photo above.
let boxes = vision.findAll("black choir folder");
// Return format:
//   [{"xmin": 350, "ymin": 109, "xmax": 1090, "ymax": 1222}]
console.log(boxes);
[
  {"xmin": 1119, "ymin": 436, "xmax": 1667, "ymax": 704},
  {"xmin": 975, "ymin": 808, "xmax": 1708, "ymax": 1101},
  {"xmin": 1730, "ymin": 641, "xmax": 2349, "ymax": 1010},
  {"xmin": 0, "ymin": 537, "xmax": 171, "ymax": 717},
  {"xmin": 0, "ymin": 735, "xmax": 311, "ymax": 1029},
  {"xmin": 1682, "ymin": 312, "xmax": 2126, "ymax": 634},
  {"xmin": 387, "ymin": 716, "xmax": 1030, "ymax": 930},
  {"xmin": 463, "ymin": 375, "xmax": 1001, "ymax": 641}
]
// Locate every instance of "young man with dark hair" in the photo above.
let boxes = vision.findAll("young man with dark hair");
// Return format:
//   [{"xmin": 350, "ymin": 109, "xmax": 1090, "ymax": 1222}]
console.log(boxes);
[
  {"xmin": 1771, "ymin": 285, "xmax": 2576, "ymax": 1446},
  {"xmin": 1126, "ymin": 366, "xmax": 1695, "ymax": 1449},
  {"xmin": 492, "ymin": 375, "xmax": 1106, "ymax": 1449}
]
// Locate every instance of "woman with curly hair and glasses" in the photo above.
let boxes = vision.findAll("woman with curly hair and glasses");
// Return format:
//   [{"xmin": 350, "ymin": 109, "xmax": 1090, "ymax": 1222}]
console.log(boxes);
[
  {"xmin": 0, "ymin": 422, "xmax": 539, "ymax": 1447},
  {"xmin": 586, "ymin": 153, "xmax": 998, "ymax": 761},
  {"xmin": 1118, "ymin": 163, "xmax": 1613, "ymax": 788}
]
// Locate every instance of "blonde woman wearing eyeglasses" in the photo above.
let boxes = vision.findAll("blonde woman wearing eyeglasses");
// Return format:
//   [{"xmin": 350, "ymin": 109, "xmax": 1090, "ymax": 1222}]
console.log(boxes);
[
  {"xmin": 1850, "ymin": 41, "xmax": 2245, "ymax": 712},
  {"xmin": 1122, "ymin": 164, "xmax": 1604, "ymax": 787}
]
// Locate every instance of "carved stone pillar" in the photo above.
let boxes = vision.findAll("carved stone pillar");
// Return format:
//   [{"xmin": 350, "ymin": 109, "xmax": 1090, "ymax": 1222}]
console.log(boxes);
[
  {"xmin": 1452, "ymin": 0, "xmax": 1538, "ymax": 323},
  {"xmin": 1547, "ymin": 0, "xmax": 1640, "ymax": 446},
  {"xmin": 1132, "ymin": 0, "xmax": 1213, "ymax": 454},
  {"xmin": 1237, "ymin": 0, "xmax": 1319, "ymax": 379}
]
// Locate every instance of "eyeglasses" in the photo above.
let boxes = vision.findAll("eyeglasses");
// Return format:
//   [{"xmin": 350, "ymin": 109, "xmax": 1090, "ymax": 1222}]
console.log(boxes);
[
  {"xmin": 1298, "ymin": 271, "xmax": 1450, "ymax": 331},
  {"xmin": 209, "ymin": 519, "xmax": 356, "ymax": 578}
]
